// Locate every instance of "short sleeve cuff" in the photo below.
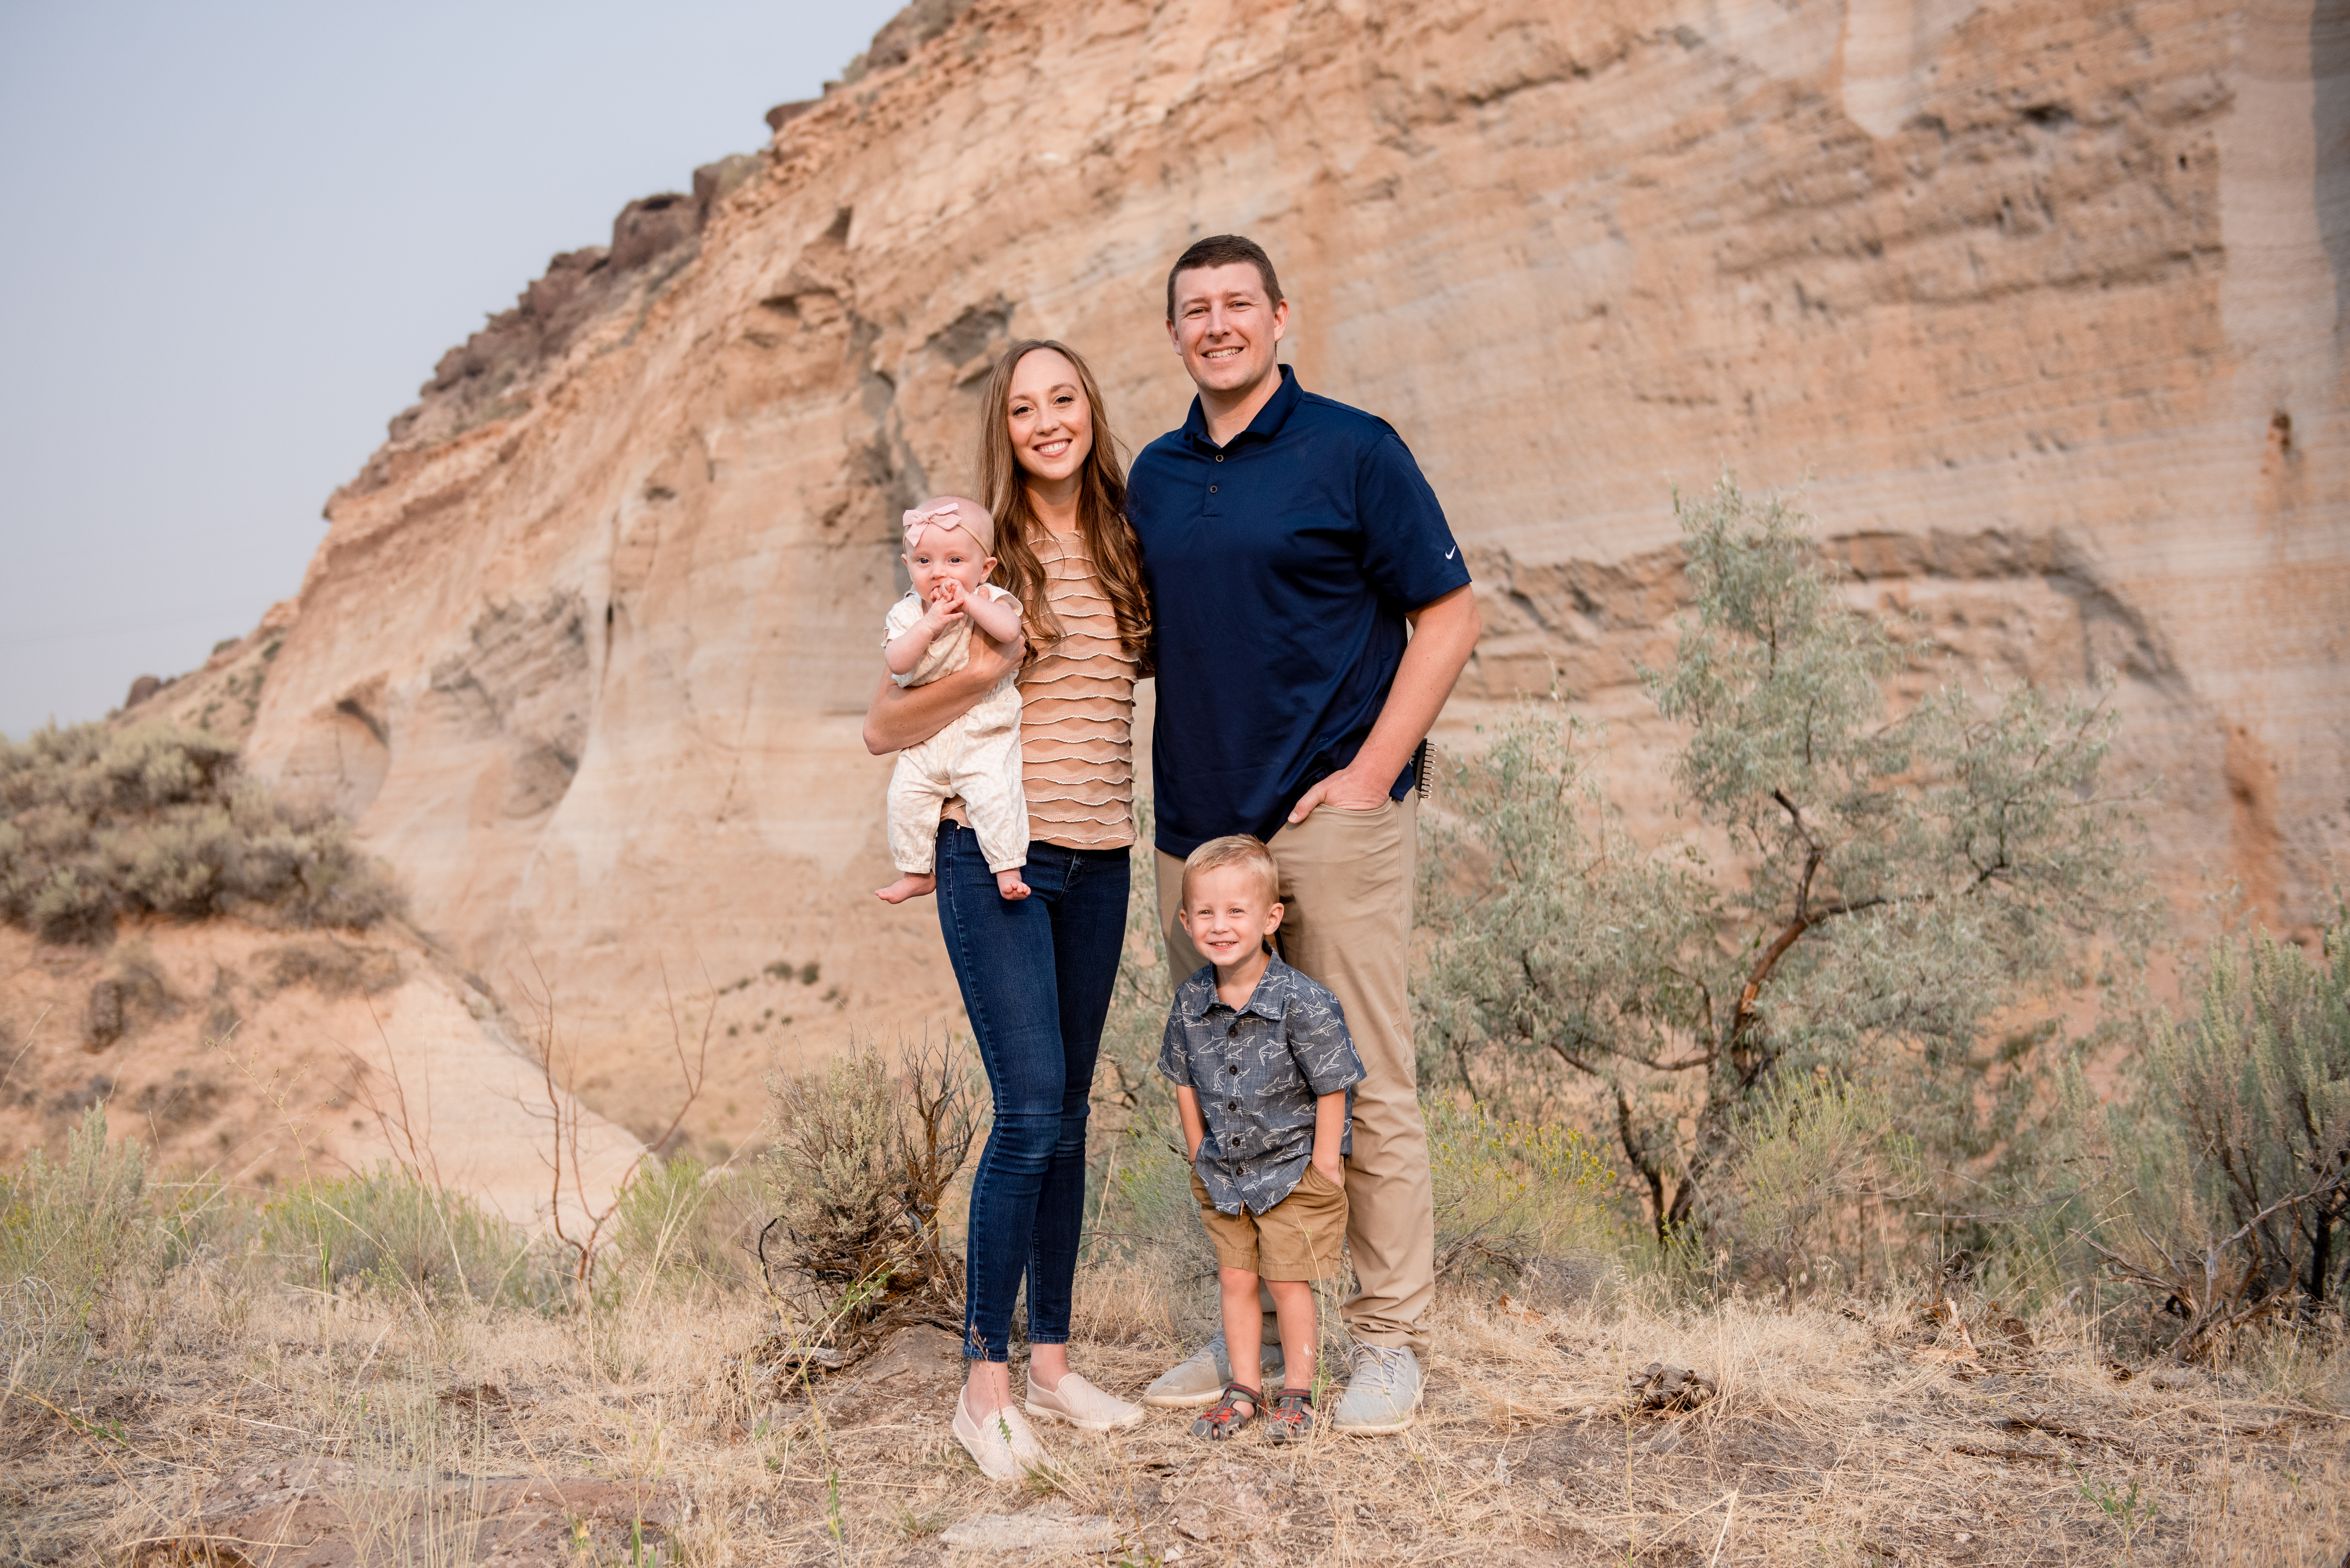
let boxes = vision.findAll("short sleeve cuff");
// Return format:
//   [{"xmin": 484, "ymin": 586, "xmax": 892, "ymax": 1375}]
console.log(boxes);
[{"xmin": 1299, "ymin": 1059, "xmax": 1366, "ymax": 1097}]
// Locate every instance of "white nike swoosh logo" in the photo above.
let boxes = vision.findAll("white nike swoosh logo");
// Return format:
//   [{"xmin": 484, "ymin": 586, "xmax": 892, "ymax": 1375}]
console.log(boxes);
[{"xmin": 1444, "ymin": 546, "xmax": 1457, "ymax": 559}]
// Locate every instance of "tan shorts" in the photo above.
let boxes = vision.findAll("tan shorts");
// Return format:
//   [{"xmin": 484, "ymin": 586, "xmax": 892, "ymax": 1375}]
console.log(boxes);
[{"xmin": 1191, "ymin": 1165, "xmax": 1351, "ymax": 1282}]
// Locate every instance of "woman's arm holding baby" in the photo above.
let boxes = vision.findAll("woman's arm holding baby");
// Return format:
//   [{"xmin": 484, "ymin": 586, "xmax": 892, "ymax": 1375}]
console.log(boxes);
[{"xmin": 861, "ymin": 628, "xmax": 1026, "ymax": 754}]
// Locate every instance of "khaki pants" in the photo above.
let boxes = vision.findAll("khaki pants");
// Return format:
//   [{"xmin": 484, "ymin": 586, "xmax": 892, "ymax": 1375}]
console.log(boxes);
[{"xmin": 1156, "ymin": 794, "xmax": 1435, "ymax": 1351}]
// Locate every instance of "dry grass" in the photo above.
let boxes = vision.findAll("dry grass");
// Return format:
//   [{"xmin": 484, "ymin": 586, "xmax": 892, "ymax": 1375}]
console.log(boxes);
[{"xmin": 6, "ymin": 1247, "xmax": 2343, "ymax": 1568}]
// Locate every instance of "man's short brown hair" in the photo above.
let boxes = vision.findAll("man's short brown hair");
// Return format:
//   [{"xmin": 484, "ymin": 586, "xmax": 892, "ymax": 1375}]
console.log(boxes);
[
  {"xmin": 1180, "ymin": 833, "xmax": 1281, "ymax": 906},
  {"xmin": 1165, "ymin": 234, "xmax": 1284, "ymax": 322}
]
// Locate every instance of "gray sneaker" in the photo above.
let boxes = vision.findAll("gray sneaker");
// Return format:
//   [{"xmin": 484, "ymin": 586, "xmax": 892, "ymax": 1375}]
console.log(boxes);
[
  {"xmin": 1330, "ymin": 1342, "xmax": 1423, "ymax": 1434},
  {"xmin": 1139, "ymin": 1329, "xmax": 1285, "ymax": 1409}
]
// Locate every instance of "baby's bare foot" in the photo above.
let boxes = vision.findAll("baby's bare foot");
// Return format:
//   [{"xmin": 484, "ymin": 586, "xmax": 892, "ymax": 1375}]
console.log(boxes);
[
  {"xmin": 996, "ymin": 870, "xmax": 1030, "ymax": 901},
  {"xmin": 877, "ymin": 872, "xmax": 937, "ymax": 904}
]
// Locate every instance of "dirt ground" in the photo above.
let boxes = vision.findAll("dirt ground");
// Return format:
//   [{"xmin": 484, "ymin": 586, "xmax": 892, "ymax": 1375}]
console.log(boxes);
[
  {"xmin": 0, "ymin": 919, "xmax": 645, "ymax": 1228},
  {"xmin": 5, "ymin": 1260, "xmax": 2343, "ymax": 1568}
]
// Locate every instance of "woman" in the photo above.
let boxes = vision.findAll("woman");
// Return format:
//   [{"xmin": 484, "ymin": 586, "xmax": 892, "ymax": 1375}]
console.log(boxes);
[{"xmin": 862, "ymin": 339, "xmax": 1154, "ymax": 1478}]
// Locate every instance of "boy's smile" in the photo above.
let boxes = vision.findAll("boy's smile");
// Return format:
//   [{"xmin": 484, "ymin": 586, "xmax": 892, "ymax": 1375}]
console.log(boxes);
[{"xmin": 1179, "ymin": 864, "xmax": 1283, "ymax": 993}]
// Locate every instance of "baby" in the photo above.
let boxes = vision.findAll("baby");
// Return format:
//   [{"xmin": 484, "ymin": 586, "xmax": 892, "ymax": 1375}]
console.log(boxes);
[{"xmin": 875, "ymin": 496, "xmax": 1031, "ymax": 904}]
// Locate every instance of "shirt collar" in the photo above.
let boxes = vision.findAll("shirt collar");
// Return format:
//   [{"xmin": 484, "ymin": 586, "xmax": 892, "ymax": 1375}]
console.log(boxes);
[
  {"xmin": 1186, "ymin": 955, "xmax": 1296, "ymax": 1023},
  {"xmin": 1181, "ymin": 363, "xmax": 1301, "ymax": 452}
]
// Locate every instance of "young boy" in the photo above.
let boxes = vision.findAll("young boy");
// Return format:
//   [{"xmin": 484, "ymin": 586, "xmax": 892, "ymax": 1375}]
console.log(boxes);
[
  {"xmin": 873, "ymin": 496, "xmax": 1030, "ymax": 905},
  {"xmin": 1158, "ymin": 835, "xmax": 1364, "ymax": 1442}
]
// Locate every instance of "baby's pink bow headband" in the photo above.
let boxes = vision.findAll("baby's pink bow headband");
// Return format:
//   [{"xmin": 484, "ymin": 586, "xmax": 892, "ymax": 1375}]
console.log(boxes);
[{"xmin": 902, "ymin": 499, "xmax": 993, "ymax": 554}]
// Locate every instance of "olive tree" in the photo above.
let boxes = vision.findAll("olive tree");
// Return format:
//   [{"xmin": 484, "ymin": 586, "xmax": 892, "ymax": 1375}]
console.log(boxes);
[{"xmin": 1418, "ymin": 478, "xmax": 2153, "ymax": 1240}]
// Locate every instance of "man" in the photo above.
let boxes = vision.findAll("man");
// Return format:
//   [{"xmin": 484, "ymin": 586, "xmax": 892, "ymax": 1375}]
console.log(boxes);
[{"xmin": 1126, "ymin": 234, "xmax": 1480, "ymax": 1434}]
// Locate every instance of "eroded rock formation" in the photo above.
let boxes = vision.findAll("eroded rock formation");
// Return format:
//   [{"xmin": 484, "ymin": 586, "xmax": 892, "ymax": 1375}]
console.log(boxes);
[
  {"xmin": 236, "ymin": 0, "xmax": 2346, "ymax": 1151},
  {"xmin": 0, "ymin": 919, "xmax": 644, "ymax": 1230}
]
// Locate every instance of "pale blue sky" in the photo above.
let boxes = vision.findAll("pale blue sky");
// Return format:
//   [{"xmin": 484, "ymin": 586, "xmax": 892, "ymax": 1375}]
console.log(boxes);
[{"xmin": 0, "ymin": 0, "xmax": 902, "ymax": 738}]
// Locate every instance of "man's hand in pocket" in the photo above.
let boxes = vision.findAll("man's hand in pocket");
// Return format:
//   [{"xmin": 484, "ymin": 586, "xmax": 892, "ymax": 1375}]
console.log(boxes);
[{"xmin": 1286, "ymin": 766, "xmax": 1391, "ymax": 823}]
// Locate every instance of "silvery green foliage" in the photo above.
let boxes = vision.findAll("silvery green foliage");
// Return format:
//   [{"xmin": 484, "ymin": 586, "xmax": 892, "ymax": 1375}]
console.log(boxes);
[
  {"xmin": 1717, "ymin": 1075, "xmax": 1924, "ymax": 1299},
  {"xmin": 1418, "ymin": 477, "xmax": 2152, "ymax": 1243},
  {"xmin": 0, "ymin": 722, "xmax": 402, "ymax": 943},
  {"xmin": 1414, "ymin": 708, "xmax": 1716, "ymax": 1223},
  {"xmin": 2101, "ymin": 919, "xmax": 2350, "ymax": 1330}
]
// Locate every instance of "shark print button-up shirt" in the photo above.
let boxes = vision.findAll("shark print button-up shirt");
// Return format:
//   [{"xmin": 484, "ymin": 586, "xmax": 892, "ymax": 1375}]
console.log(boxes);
[{"xmin": 1157, "ymin": 955, "xmax": 1366, "ymax": 1216}]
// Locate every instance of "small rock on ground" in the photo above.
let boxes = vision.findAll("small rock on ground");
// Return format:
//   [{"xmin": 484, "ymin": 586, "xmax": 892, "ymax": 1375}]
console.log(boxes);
[{"xmin": 940, "ymin": 1509, "xmax": 1122, "ymax": 1552}]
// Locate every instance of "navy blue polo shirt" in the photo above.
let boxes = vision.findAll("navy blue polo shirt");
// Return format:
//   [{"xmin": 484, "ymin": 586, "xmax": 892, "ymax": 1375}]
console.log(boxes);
[{"xmin": 1129, "ymin": 365, "xmax": 1471, "ymax": 858}]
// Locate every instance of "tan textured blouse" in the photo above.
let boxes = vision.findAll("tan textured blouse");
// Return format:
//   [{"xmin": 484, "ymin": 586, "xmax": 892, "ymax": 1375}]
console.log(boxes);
[
  {"xmin": 1018, "ymin": 528, "xmax": 1137, "ymax": 851},
  {"xmin": 940, "ymin": 527, "xmax": 1137, "ymax": 851}
]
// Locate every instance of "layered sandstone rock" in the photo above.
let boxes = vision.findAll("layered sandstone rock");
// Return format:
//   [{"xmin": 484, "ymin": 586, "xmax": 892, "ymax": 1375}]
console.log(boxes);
[
  {"xmin": 0, "ymin": 919, "xmax": 644, "ymax": 1230},
  {"xmin": 238, "ymin": 0, "xmax": 2346, "ymax": 1151}
]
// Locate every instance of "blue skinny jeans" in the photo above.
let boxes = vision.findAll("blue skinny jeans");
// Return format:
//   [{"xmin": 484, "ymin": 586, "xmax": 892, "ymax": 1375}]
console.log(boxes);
[{"xmin": 934, "ymin": 821, "xmax": 1129, "ymax": 1362}]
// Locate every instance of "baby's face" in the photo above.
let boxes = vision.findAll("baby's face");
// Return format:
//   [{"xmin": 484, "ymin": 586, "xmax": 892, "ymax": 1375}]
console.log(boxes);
[{"xmin": 904, "ymin": 525, "xmax": 994, "ymax": 601}]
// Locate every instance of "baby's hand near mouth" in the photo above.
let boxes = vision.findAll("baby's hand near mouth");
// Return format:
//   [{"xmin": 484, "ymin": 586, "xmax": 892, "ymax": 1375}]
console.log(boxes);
[{"xmin": 929, "ymin": 579, "xmax": 971, "ymax": 622}]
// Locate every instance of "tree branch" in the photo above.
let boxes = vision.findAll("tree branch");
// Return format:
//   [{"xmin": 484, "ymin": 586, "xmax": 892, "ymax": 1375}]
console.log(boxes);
[{"xmin": 1616, "ymin": 1087, "xmax": 1668, "ymax": 1239}]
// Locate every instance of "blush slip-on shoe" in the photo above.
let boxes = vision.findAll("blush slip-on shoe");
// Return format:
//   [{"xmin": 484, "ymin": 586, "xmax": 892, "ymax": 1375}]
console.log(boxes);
[
  {"xmin": 1023, "ymin": 1371, "xmax": 1146, "ymax": 1432},
  {"xmin": 953, "ymin": 1385, "xmax": 1052, "ymax": 1480}
]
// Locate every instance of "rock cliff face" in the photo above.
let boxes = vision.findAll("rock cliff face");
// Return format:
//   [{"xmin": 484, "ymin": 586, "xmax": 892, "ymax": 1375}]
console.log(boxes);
[
  {"xmin": 0, "ymin": 919, "xmax": 644, "ymax": 1229},
  {"xmin": 238, "ymin": 0, "xmax": 2347, "ymax": 1150}
]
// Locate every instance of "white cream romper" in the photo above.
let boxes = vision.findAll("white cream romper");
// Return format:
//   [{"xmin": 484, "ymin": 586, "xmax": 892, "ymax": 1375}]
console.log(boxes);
[{"xmin": 884, "ymin": 585, "xmax": 1028, "ymax": 874}]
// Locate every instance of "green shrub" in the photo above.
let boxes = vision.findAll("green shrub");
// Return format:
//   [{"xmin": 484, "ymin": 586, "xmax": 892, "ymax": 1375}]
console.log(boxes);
[
  {"xmin": 0, "ymin": 1106, "xmax": 155, "ymax": 1355},
  {"xmin": 606, "ymin": 1156, "xmax": 760, "ymax": 1299},
  {"xmin": 1090, "ymin": 798, "xmax": 1176, "ymax": 1121},
  {"xmin": 1427, "ymin": 1100, "xmax": 1614, "ymax": 1284},
  {"xmin": 0, "ymin": 721, "xmax": 402, "ymax": 943},
  {"xmin": 261, "ymin": 1167, "xmax": 548, "ymax": 1306},
  {"xmin": 2086, "ymin": 915, "xmax": 2350, "ymax": 1355},
  {"xmin": 1709, "ymin": 1075, "xmax": 1924, "ymax": 1298},
  {"xmin": 1102, "ymin": 1120, "xmax": 1216, "ymax": 1279},
  {"xmin": 1416, "ymin": 477, "xmax": 2153, "ymax": 1261}
]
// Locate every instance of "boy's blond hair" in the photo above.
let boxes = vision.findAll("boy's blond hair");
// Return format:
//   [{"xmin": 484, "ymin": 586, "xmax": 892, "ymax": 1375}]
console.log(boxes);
[{"xmin": 1180, "ymin": 834, "xmax": 1281, "ymax": 906}]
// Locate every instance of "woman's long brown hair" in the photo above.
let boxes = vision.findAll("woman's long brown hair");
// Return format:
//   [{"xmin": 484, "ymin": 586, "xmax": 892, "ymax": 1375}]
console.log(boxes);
[{"xmin": 978, "ymin": 340, "xmax": 1152, "ymax": 663}]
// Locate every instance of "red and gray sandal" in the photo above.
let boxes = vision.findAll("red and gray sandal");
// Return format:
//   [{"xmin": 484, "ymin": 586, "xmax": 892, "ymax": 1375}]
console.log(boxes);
[
  {"xmin": 1190, "ymin": 1381, "xmax": 1260, "ymax": 1440},
  {"xmin": 1265, "ymin": 1386, "xmax": 1316, "ymax": 1444}
]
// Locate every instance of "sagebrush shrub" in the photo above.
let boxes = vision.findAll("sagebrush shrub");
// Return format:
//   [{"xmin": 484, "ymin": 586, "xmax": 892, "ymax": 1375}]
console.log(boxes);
[
  {"xmin": 1713, "ymin": 1076, "xmax": 1924, "ymax": 1298},
  {"xmin": 1427, "ymin": 1101, "xmax": 1613, "ymax": 1284},
  {"xmin": 0, "ymin": 721, "xmax": 402, "ymax": 943},
  {"xmin": 2089, "ymin": 915, "xmax": 2350, "ymax": 1347},
  {"xmin": 760, "ymin": 1032, "xmax": 978, "ymax": 1343},
  {"xmin": 1416, "ymin": 477, "xmax": 2152, "ymax": 1256}
]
